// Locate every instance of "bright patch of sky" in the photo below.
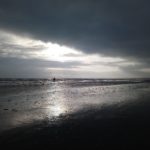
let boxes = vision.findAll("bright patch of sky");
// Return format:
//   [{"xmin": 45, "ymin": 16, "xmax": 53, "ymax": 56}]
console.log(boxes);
[{"xmin": 0, "ymin": 30, "xmax": 140, "ymax": 78}]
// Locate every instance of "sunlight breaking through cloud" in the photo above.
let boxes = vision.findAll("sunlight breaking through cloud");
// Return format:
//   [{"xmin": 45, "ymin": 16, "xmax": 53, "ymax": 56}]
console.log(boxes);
[{"xmin": 0, "ymin": 30, "xmax": 147, "ymax": 78}]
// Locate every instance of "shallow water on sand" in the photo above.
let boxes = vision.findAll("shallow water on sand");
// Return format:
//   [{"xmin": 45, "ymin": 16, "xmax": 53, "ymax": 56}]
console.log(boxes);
[{"xmin": 0, "ymin": 79, "xmax": 150, "ymax": 132}]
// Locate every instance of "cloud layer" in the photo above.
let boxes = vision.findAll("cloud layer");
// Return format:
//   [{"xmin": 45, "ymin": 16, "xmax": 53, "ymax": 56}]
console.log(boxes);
[
  {"xmin": 0, "ymin": 0, "xmax": 150, "ymax": 58},
  {"xmin": 0, "ymin": 0, "xmax": 150, "ymax": 78}
]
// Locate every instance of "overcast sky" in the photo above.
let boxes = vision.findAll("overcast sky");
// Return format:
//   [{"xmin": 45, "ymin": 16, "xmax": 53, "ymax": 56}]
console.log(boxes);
[{"xmin": 0, "ymin": 0, "xmax": 150, "ymax": 78}]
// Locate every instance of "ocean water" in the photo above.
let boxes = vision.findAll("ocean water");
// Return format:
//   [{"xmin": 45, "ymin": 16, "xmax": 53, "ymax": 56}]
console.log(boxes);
[{"xmin": 0, "ymin": 78, "xmax": 150, "ymax": 132}]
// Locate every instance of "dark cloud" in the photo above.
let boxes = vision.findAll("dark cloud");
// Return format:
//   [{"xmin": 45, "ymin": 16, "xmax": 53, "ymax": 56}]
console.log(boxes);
[{"xmin": 0, "ymin": 0, "xmax": 150, "ymax": 60}]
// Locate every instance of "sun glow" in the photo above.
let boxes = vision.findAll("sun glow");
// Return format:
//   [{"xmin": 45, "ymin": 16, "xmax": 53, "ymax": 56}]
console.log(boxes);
[
  {"xmin": 0, "ymin": 30, "xmax": 124, "ymax": 64},
  {"xmin": 0, "ymin": 30, "xmax": 134, "ymax": 78},
  {"xmin": 39, "ymin": 43, "xmax": 82, "ymax": 62}
]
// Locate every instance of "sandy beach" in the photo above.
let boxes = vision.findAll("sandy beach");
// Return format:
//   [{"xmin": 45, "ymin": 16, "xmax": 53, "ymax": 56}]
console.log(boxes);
[{"xmin": 0, "ymin": 79, "xmax": 150, "ymax": 149}]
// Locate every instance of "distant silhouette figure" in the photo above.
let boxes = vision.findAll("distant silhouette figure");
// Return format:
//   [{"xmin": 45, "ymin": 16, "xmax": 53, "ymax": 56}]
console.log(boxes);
[{"xmin": 53, "ymin": 77, "xmax": 56, "ymax": 82}]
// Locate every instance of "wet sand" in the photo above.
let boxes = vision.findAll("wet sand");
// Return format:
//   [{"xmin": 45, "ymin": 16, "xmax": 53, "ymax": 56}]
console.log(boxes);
[
  {"xmin": 0, "ymin": 79, "xmax": 150, "ymax": 149},
  {"xmin": 1, "ymin": 98, "xmax": 150, "ymax": 149}
]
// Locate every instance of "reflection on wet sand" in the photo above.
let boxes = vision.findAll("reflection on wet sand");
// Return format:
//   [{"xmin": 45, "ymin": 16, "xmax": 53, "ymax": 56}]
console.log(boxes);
[
  {"xmin": 0, "ymin": 81, "xmax": 150, "ymax": 133},
  {"xmin": 0, "ymin": 82, "xmax": 69, "ymax": 132}
]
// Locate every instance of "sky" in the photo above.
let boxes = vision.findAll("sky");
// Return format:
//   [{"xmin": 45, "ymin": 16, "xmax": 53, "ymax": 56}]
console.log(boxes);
[{"xmin": 0, "ymin": 0, "xmax": 150, "ymax": 78}]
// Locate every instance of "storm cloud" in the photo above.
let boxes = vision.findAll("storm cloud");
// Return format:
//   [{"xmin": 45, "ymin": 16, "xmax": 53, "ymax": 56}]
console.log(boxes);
[
  {"xmin": 0, "ymin": 0, "xmax": 150, "ymax": 57},
  {"xmin": 0, "ymin": 0, "xmax": 150, "ymax": 77}
]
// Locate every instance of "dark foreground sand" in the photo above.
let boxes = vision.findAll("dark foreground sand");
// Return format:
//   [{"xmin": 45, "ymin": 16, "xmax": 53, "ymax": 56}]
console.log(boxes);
[{"xmin": 1, "ymin": 97, "xmax": 150, "ymax": 149}]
